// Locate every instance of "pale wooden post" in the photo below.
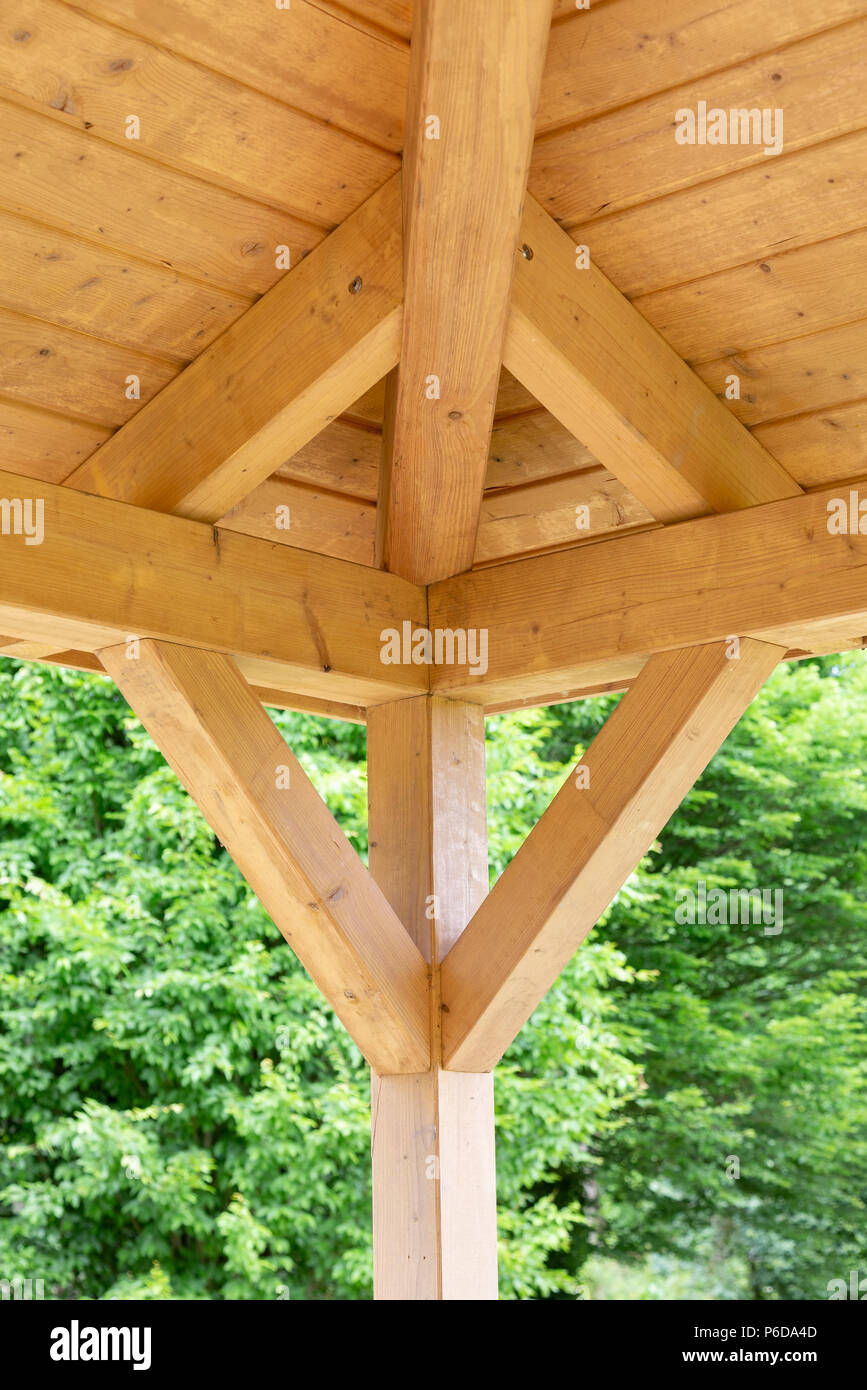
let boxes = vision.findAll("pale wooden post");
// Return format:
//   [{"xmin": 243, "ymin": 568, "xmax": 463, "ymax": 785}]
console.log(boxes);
[{"xmin": 367, "ymin": 696, "xmax": 498, "ymax": 1300}]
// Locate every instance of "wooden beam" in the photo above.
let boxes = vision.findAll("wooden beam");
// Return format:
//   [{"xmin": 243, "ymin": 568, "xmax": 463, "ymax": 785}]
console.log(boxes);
[
  {"xmin": 66, "ymin": 174, "xmax": 403, "ymax": 523},
  {"xmin": 429, "ymin": 483, "xmax": 867, "ymax": 708},
  {"xmin": 503, "ymin": 194, "xmax": 801, "ymax": 522},
  {"xmin": 441, "ymin": 639, "xmax": 785, "ymax": 1072},
  {"xmin": 368, "ymin": 697, "xmax": 497, "ymax": 1299},
  {"xmin": 379, "ymin": 0, "xmax": 553, "ymax": 583},
  {"xmin": 0, "ymin": 467, "xmax": 426, "ymax": 706},
  {"xmin": 102, "ymin": 640, "xmax": 429, "ymax": 1075}
]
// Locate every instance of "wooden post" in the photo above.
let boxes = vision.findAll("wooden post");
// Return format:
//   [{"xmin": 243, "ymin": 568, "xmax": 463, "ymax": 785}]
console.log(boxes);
[{"xmin": 367, "ymin": 697, "xmax": 498, "ymax": 1300}]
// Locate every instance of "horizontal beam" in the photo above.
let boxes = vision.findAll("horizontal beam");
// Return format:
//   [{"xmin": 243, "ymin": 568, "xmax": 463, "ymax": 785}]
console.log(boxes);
[
  {"xmin": 66, "ymin": 173, "xmax": 403, "ymax": 523},
  {"xmin": 102, "ymin": 640, "xmax": 429, "ymax": 1075},
  {"xmin": 442, "ymin": 638, "xmax": 785, "ymax": 1071},
  {"xmin": 0, "ymin": 468, "xmax": 426, "ymax": 706},
  {"xmin": 429, "ymin": 483, "xmax": 867, "ymax": 706}
]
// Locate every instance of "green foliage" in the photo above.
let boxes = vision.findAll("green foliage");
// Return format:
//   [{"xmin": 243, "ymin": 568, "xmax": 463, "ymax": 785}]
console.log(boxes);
[{"xmin": 0, "ymin": 655, "xmax": 864, "ymax": 1300}]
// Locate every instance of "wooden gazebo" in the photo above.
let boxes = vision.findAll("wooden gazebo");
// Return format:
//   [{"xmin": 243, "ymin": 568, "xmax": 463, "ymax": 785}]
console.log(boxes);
[{"xmin": 1, "ymin": 0, "xmax": 865, "ymax": 1298}]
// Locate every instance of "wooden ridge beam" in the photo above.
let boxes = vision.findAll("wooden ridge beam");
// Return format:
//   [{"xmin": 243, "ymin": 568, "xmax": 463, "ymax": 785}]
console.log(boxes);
[
  {"xmin": 102, "ymin": 640, "xmax": 429, "ymax": 1075},
  {"xmin": 0, "ymin": 467, "xmax": 426, "ymax": 707},
  {"xmin": 504, "ymin": 194, "xmax": 802, "ymax": 523},
  {"xmin": 378, "ymin": 0, "xmax": 553, "ymax": 583},
  {"xmin": 429, "ymin": 482, "xmax": 867, "ymax": 708},
  {"xmin": 441, "ymin": 638, "xmax": 785, "ymax": 1072},
  {"xmin": 66, "ymin": 174, "xmax": 403, "ymax": 524}
]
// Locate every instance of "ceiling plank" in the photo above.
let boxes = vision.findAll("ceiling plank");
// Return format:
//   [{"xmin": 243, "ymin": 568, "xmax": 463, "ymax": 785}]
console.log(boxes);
[
  {"xmin": 441, "ymin": 638, "xmax": 785, "ymax": 1071},
  {"xmin": 504, "ymin": 194, "xmax": 802, "ymax": 522},
  {"xmin": 66, "ymin": 174, "xmax": 403, "ymax": 523},
  {"xmin": 102, "ymin": 639, "xmax": 429, "ymax": 1075},
  {"xmin": 379, "ymin": 0, "xmax": 553, "ymax": 583}
]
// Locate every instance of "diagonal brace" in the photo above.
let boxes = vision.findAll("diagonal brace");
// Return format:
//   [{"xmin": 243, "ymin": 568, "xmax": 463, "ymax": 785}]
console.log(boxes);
[
  {"xmin": 441, "ymin": 637, "xmax": 786, "ymax": 1072},
  {"xmin": 101, "ymin": 638, "xmax": 430, "ymax": 1075}
]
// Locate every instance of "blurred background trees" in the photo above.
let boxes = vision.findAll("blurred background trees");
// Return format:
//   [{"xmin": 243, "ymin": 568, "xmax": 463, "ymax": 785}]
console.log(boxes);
[{"xmin": 0, "ymin": 654, "xmax": 864, "ymax": 1299}]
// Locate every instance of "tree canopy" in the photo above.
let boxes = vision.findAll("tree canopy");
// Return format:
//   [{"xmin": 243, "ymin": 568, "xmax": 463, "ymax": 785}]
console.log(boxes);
[{"xmin": 0, "ymin": 654, "xmax": 864, "ymax": 1299}]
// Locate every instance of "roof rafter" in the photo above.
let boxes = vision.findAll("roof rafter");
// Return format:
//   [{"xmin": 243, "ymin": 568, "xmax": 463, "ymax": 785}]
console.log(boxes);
[
  {"xmin": 66, "ymin": 173, "xmax": 404, "ymax": 524},
  {"xmin": 504, "ymin": 194, "xmax": 803, "ymax": 522},
  {"xmin": 377, "ymin": 0, "xmax": 554, "ymax": 584}
]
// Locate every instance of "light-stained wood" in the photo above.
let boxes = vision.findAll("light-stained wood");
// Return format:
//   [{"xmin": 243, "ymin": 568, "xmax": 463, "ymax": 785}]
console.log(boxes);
[
  {"xmin": 67, "ymin": 175, "xmax": 403, "ymax": 522},
  {"xmin": 442, "ymin": 639, "xmax": 785, "ymax": 1071},
  {"xmin": 336, "ymin": 0, "xmax": 576, "ymax": 42},
  {"xmin": 102, "ymin": 640, "xmax": 428, "ymax": 1074},
  {"xmin": 505, "ymin": 196, "xmax": 801, "ymax": 522},
  {"xmin": 0, "ymin": 97, "xmax": 321, "ymax": 295},
  {"xmin": 83, "ymin": 0, "xmax": 408, "ymax": 152},
  {"xmin": 486, "ymin": 412, "xmax": 598, "ymax": 490},
  {"xmin": 0, "ymin": 305, "xmax": 177, "ymax": 425},
  {"xmin": 475, "ymin": 469, "xmax": 653, "ymax": 564},
  {"xmin": 0, "ymin": 466, "xmax": 427, "ymax": 706},
  {"xmin": 537, "ymin": 0, "xmax": 867, "ymax": 133},
  {"xmin": 345, "ymin": 368, "xmax": 538, "ymax": 430},
  {"xmin": 0, "ymin": 638, "xmax": 368, "ymax": 720},
  {"xmin": 220, "ymin": 479, "xmax": 376, "ymax": 567},
  {"xmin": 633, "ymin": 229, "xmax": 867, "ymax": 364},
  {"xmin": 532, "ymin": 21, "xmax": 867, "ymax": 227},
  {"xmin": 569, "ymin": 129, "xmax": 867, "ymax": 298},
  {"xmin": 0, "ymin": 1, "xmax": 397, "ymax": 224},
  {"xmin": 277, "ymin": 421, "xmax": 381, "ymax": 501},
  {"xmin": 0, "ymin": 208, "xmax": 251, "ymax": 358},
  {"xmin": 0, "ymin": 397, "xmax": 109, "ymax": 482},
  {"xmin": 755, "ymin": 399, "xmax": 867, "ymax": 486},
  {"xmin": 368, "ymin": 698, "xmax": 496, "ymax": 1299},
  {"xmin": 697, "ymin": 318, "xmax": 867, "ymax": 425},
  {"xmin": 429, "ymin": 482, "xmax": 867, "ymax": 707},
  {"xmin": 380, "ymin": 0, "xmax": 553, "ymax": 583}
]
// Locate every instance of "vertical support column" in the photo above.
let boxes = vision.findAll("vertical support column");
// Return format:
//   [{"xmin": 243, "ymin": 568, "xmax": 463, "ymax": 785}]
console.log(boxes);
[{"xmin": 367, "ymin": 696, "xmax": 497, "ymax": 1300}]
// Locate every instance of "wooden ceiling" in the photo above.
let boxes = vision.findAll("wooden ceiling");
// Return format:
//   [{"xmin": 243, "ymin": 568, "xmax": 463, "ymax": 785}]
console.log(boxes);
[{"xmin": 1, "ymin": 0, "xmax": 865, "ymax": 581}]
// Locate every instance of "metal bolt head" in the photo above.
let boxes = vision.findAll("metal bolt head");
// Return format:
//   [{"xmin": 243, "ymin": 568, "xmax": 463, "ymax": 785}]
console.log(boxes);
[
  {"xmin": 348, "ymin": 276, "xmax": 363, "ymax": 294},
  {"xmin": 520, "ymin": 243, "xmax": 534, "ymax": 260}
]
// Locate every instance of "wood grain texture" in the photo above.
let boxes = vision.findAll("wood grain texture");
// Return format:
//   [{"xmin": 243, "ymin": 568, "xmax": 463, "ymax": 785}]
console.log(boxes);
[
  {"xmin": 0, "ymin": 207, "xmax": 250, "ymax": 358},
  {"xmin": 441, "ymin": 639, "xmax": 785, "ymax": 1070},
  {"xmin": 0, "ymin": 1, "xmax": 397, "ymax": 223},
  {"xmin": 632, "ymin": 229, "xmax": 867, "ymax": 364},
  {"xmin": 380, "ymin": 0, "xmax": 553, "ymax": 582},
  {"xmin": 368, "ymin": 698, "xmax": 496, "ymax": 1299},
  {"xmin": 429, "ymin": 483, "xmax": 867, "ymax": 707},
  {"xmin": 0, "ymin": 96, "xmax": 322, "ymax": 294},
  {"xmin": 83, "ymin": 0, "xmax": 408, "ymax": 151},
  {"xmin": 568, "ymin": 129, "xmax": 867, "ymax": 298},
  {"xmin": 0, "ymin": 466, "xmax": 427, "ymax": 706},
  {"xmin": 67, "ymin": 175, "xmax": 403, "ymax": 521},
  {"xmin": 505, "ymin": 196, "xmax": 801, "ymax": 521},
  {"xmin": 697, "ymin": 318, "xmax": 867, "ymax": 425},
  {"xmin": 537, "ymin": 0, "xmax": 867, "ymax": 133},
  {"xmin": 755, "ymin": 399, "xmax": 867, "ymax": 486},
  {"xmin": 0, "ymin": 305, "xmax": 176, "ymax": 425},
  {"xmin": 102, "ymin": 640, "xmax": 429, "ymax": 1074},
  {"xmin": 531, "ymin": 20, "xmax": 867, "ymax": 225},
  {"xmin": 0, "ymin": 396, "xmax": 109, "ymax": 481}
]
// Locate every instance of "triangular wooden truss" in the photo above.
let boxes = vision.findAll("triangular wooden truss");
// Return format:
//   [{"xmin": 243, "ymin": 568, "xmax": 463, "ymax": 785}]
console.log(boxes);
[{"xmin": 3, "ymin": 1, "xmax": 863, "ymax": 1299}]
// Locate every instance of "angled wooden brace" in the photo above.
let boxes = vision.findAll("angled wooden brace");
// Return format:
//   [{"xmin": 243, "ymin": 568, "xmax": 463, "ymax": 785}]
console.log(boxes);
[
  {"xmin": 67, "ymin": 173, "xmax": 403, "ymax": 524},
  {"xmin": 504, "ymin": 194, "xmax": 802, "ymax": 522},
  {"xmin": 441, "ymin": 638, "xmax": 787, "ymax": 1073},
  {"xmin": 101, "ymin": 639, "xmax": 429, "ymax": 1077}
]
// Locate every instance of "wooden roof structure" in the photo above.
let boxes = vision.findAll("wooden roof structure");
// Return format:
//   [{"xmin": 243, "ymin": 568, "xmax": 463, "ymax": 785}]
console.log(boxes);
[{"xmin": 1, "ymin": 0, "xmax": 866, "ymax": 1298}]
